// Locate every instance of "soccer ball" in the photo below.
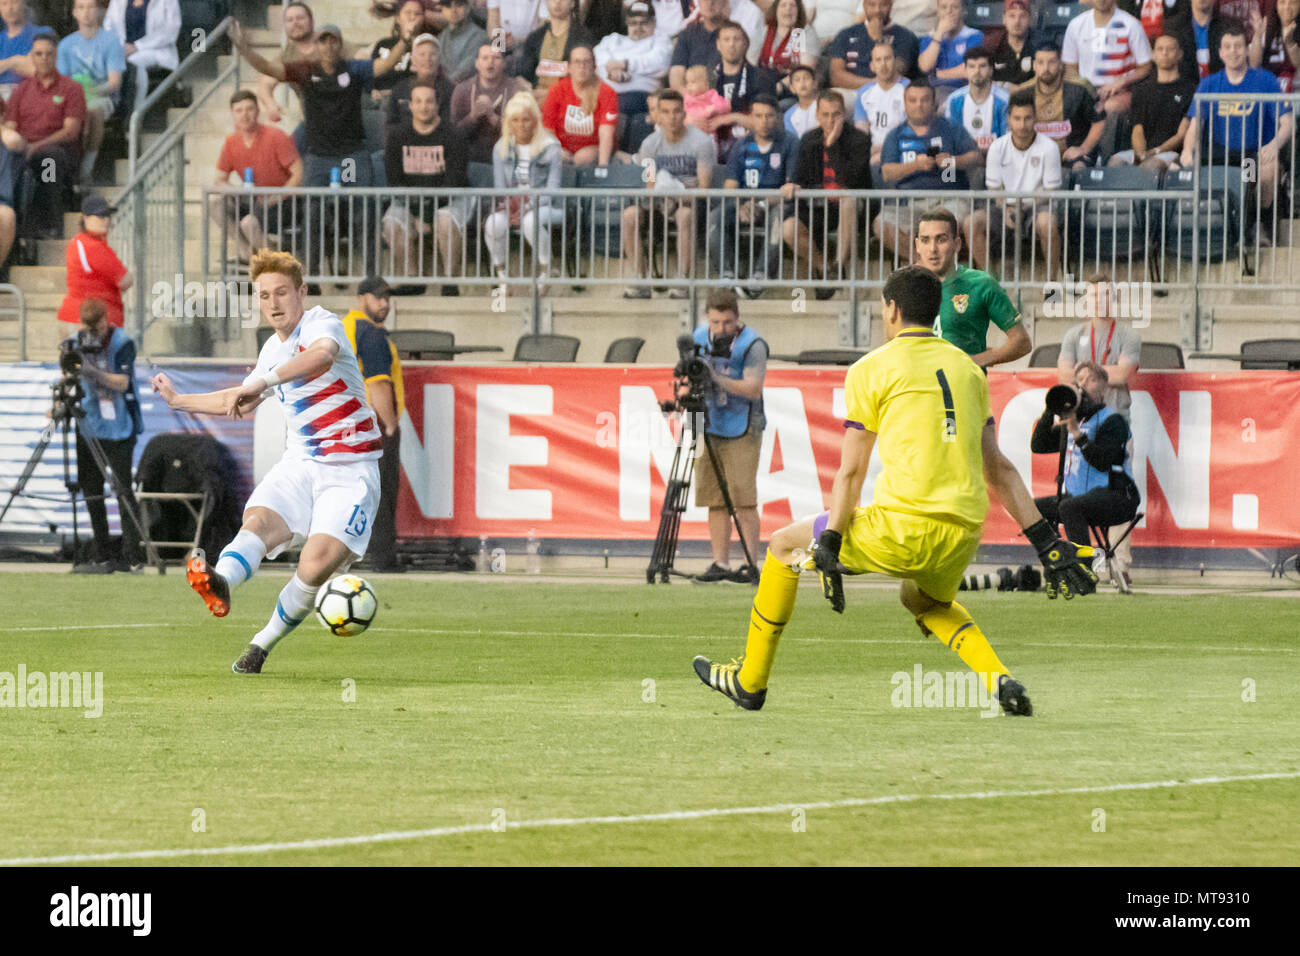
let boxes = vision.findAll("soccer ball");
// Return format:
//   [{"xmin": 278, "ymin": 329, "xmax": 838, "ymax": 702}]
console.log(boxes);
[{"xmin": 314, "ymin": 575, "xmax": 378, "ymax": 636}]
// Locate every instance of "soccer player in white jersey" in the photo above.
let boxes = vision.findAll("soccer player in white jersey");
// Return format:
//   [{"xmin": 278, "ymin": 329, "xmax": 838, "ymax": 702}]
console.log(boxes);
[
  {"xmin": 150, "ymin": 250, "xmax": 383, "ymax": 675},
  {"xmin": 853, "ymin": 41, "xmax": 909, "ymax": 165}
]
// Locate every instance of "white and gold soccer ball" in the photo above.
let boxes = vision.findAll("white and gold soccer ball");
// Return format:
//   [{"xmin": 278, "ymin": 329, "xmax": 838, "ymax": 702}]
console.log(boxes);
[{"xmin": 314, "ymin": 575, "xmax": 378, "ymax": 636}]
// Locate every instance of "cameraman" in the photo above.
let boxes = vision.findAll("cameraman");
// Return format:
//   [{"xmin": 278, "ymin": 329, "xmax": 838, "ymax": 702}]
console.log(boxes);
[
  {"xmin": 67, "ymin": 298, "xmax": 145, "ymax": 573},
  {"xmin": 1030, "ymin": 360, "xmax": 1139, "ymax": 551},
  {"xmin": 677, "ymin": 289, "xmax": 767, "ymax": 584}
]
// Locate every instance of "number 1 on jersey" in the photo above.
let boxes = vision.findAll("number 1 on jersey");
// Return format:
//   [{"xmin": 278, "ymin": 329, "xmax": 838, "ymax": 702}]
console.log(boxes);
[{"xmin": 935, "ymin": 369, "xmax": 957, "ymax": 443}]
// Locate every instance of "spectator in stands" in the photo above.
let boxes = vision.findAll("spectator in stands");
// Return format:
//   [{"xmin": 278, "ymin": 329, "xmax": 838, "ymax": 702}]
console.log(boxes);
[
  {"xmin": 371, "ymin": 0, "xmax": 445, "ymax": 32},
  {"xmin": 670, "ymin": 0, "xmax": 750, "ymax": 91},
  {"xmin": 1108, "ymin": 32, "xmax": 1195, "ymax": 172},
  {"xmin": 873, "ymin": 79, "xmax": 979, "ymax": 259},
  {"xmin": 1117, "ymin": 0, "xmax": 1190, "ymax": 44},
  {"xmin": 58, "ymin": 195, "xmax": 131, "ymax": 330},
  {"xmin": 945, "ymin": 45, "xmax": 1007, "ymax": 186},
  {"xmin": 594, "ymin": 0, "xmax": 671, "ymax": 120},
  {"xmin": 209, "ymin": 90, "xmax": 303, "ymax": 263},
  {"xmin": 710, "ymin": 92, "xmax": 797, "ymax": 294},
  {"xmin": 579, "ymin": 0, "xmax": 626, "ymax": 45},
  {"xmin": 828, "ymin": 0, "xmax": 921, "ymax": 91},
  {"xmin": 5, "ymin": 33, "xmax": 85, "ymax": 239},
  {"xmin": 809, "ymin": 0, "xmax": 868, "ymax": 47},
  {"xmin": 647, "ymin": 0, "xmax": 694, "ymax": 39},
  {"xmin": 711, "ymin": 19, "xmax": 776, "ymax": 159},
  {"xmin": 853, "ymin": 40, "xmax": 908, "ymax": 166},
  {"xmin": 621, "ymin": 88, "xmax": 715, "ymax": 298},
  {"xmin": 780, "ymin": 90, "xmax": 871, "ymax": 298},
  {"xmin": 484, "ymin": 91, "xmax": 564, "ymax": 289},
  {"xmin": 917, "ymin": 0, "xmax": 984, "ymax": 97},
  {"xmin": 105, "ymin": 0, "xmax": 180, "ymax": 114},
  {"xmin": 452, "ymin": 43, "xmax": 531, "ymax": 163},
  {"xmin": 441, "ymin": 0, "xmax": 489, "ymax": 85},
  {"xmin": 254, "ymin": 0, "xmax": 314, "ymax": 138},
  {"xmin": 542, "ymin": 44, "xmax": 618, "ymax": 164},
  {"xmin": 988, "ymin": 0, "xmax": 1037, "ymax": 89},
  {"xmin": 963, "ymin": 89, "xmax": 1061, "ymax": 278},
  {"xmin": 59, "ymin": 0, "xmax": 125, "ymax": 184},
  {"xmin": 29, "ymin": 0, "xmax": 77, "ymax": 39},
  {"xmin": 1057, "ymin": 271, "xmax": 1142, "ymax": 421},
  {"xmin": 518, "ymin": 0, "xmax": 594, "ymax": 94},
  {"xmin": 386, "ymin": 34, "xmax": 455, "ymax": 130},
  {"xmin": 383, "ymin": 79, "xmax": 471, "ymax": 294},
  {"xmin": 759, "ymin": 0, "xmax": 821, "ymax": 95},
  {"xmin": 0, "ymin": 123, "xmax": 22, "ymax": 275},
  {"xmin": 1018, "ymin": 43, "xmax": 1105, "ymax": 170},
  {"xmin": 1166, "ymin": 0, "xmax": 1234, "ymax": 81},
  {"xmin": 488, "ymin": 0, "xmax": 547, "ymax": 67},
  {"xmin": 1219, "ymin": 0, "xmax": 1269, "ymax": 44},
  {"xmin": 684, "ymin": 63, "xmax": 730, "ymax": 131},
  {"xmin": 342, "ymin": 275, "xmax": 404, "ymax": 573},
  {"xmin": 372, "ymin": 0, "xmax": 427, "ymax": 94},
  {"xmin": 783, "ymin": 62, "xmax": 818, "ymax": 136},
  {"xmin": 1250, "ymin": 0, "xmax": 1300, "ymax": 92},
  {"xmin": 1063, "ymin": 0, "xmax": 1152, "ymax": 159},
  {"xmin": 234, "ymin": 22, "xmax": 409, "ymax": 276},
  {"xmin": 0, "ymin": 0, "xmax": 43, "ymax": 101},
  {"xmin": 1179, "ymin": 23, "xmax": 1294, "ymax": 239}
]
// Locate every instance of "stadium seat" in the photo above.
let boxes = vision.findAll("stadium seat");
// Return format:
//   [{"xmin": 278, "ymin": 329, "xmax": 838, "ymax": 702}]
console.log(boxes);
[
  {"xmin": 467, "ymin": 163, "xmax": 494, "ymax": 189},
  {"xmin": 1066, "ymin": 166, "xmax": 1160, "ymax": 271},
  {"xmin": 968, "ymin": 2, "xmax": 1004, "ymax": 31},
  {"xmin": 1240, "ymin": 338, "xmax": 1300, "ymax": 370},
  {"xmin": 1039, "ymin": 2, "xmax": 1084, "ymax": 43},
  {"xmin": 1139, "ymin": 342, "xmax": 1185, "ymax": 369},
  {"xmin": 256, "ymin": 327, "xmax": 275, "ymax": 352},
  {"xmin": 1161, "ymin": 166, "xmax": 1243, "ymax": 264},
  {"xmin": 770, "ymin": 349, "xmax": 867, "ymax": 365},
  {"xmin": 604, "ymin": 337, "xmax": 645, "ymax": 363},
  {"xmin": 573, "ymin": 160, "xmax": 645, "ymax": 260},
  {"xmin": 390, "ymin": 329, "xmax": 457, "ymax": 360},
  {"xmin": 514, "ymin": 334, "xmax": 581, "ymax": 362},
  {"xmin": 1028, "ymin": 344, "xmax": 1061, "ymax": 368}
]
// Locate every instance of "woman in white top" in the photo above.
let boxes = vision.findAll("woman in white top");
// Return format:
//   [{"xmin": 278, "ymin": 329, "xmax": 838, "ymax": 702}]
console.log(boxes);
[
  {"xmin": 105, "ymin": 0, "xmax": 180, "ymax": 112},
  {"xmin": 485, "ymin": 91, "xmax": 567, "ymax": 289}
]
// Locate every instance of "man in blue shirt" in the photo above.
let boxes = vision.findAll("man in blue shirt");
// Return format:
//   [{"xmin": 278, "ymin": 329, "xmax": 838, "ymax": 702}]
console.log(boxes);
[
  {"xmin": 828, "ymin": 0, "xmax": 921, "ymax": 90},
  {"xmin": 710, "ymin": 93, "xmax": 798, "ymax": 296},
  {"xmin": 873, "ymin": 79, "xmax": 981, "ymax": 259},
  {"xmin": 58, "ymin": 0, "xmax": 125, "ymax": 183},
  {"xmin": 0, "ymin": 0, "xmax": 48, "ymax": 95},
  {"xmin": 917, "ymin": 0, "xmax": 986, "ymax": 96},
  {"xmin": 1179, "ymin": 21, "xmax": 1293, "ymax": 231}
]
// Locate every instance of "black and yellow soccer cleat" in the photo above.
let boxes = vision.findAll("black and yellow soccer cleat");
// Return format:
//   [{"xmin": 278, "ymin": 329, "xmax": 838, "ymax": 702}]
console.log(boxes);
[
  {"xmin": 232, "ymin": 644, "xmax": 268, "ymax": 675},
  {"xmin": 997, "ymin": 674, "xmax": 1033, "ymax": 716},
  {"xmin": 692, "ymin": 656, "xmax": 766, "ymax": 711}
]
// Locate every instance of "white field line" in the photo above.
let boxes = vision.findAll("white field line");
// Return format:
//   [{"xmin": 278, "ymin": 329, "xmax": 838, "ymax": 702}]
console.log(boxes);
[{"xmin": 2, "ymin": 770, "xmax": 1296, "ymax": 866}]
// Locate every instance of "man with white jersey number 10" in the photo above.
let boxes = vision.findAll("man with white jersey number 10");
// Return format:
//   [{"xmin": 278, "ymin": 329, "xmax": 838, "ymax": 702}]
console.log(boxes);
[{"xmin": 150, "ymin": 250, "xmax": 383, "ymax": 675}]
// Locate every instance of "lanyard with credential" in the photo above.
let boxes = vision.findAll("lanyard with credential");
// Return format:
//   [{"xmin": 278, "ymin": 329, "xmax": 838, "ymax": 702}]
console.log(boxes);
[{"xmin": 1090, "ymin": 320, "xmax": 1115, "ymax": 366}]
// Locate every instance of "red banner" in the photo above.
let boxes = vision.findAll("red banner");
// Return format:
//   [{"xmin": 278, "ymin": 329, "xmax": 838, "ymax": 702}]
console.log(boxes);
[{"xmin": 393, "ymin": 366, "xmax": 1300, "ymax": 548}]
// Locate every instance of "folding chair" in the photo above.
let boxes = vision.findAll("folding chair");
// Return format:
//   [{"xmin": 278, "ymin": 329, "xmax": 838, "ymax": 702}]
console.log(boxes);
[
  {"xmin": 1089, "ymin": 512, "xmax": 1142, "ymax": 594},
  {"xmin": 514, "ymin": 334, "xmax": 581, "ymax": 362}
]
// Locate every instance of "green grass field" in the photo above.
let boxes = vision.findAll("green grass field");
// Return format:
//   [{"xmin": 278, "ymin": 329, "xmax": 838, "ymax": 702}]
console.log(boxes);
[{"xmin": 1, "ymin": 571, "xmax": 1297, "ymax": 866}]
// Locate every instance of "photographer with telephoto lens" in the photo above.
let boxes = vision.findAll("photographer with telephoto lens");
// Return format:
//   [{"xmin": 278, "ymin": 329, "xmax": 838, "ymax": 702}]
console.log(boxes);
[
  {"xmin": 1030, "ymin": 360, "xmax": 1139, "ymax": 557},
  {"xmin": 65, "ymin": 297, "xmax": 145, "ymax": 573}
]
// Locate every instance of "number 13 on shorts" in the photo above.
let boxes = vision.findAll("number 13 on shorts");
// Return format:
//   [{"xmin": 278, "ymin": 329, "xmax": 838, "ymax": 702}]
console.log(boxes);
[{"xmin": 345, "ymin": 504, "xmax": 368, "ymax": 537}]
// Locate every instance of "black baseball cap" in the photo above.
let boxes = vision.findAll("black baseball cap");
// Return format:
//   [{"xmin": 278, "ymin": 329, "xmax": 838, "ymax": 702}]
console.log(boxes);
[
  {"xmin": 81, "ymin": 195, "xmax": 115, "ymax": 217},
  {"xmin": 358, "ymin": 276, "xmax": 392, "ymax": 298}
]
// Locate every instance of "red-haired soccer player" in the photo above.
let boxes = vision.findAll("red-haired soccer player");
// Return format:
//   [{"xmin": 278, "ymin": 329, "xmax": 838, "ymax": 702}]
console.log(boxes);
[{"xmin": 151, "ymin": 250, "xmax": 383, "ymax": 674}]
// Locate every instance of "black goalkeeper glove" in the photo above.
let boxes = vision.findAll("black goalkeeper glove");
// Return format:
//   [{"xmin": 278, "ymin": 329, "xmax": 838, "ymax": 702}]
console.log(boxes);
[
  {"xmin": 804, "ymin": 529, "xmax": 846, "ymax": 614},
  {"xmin": 1023, "ymin": 519, "xmax": 1099, "ymax": 600}
]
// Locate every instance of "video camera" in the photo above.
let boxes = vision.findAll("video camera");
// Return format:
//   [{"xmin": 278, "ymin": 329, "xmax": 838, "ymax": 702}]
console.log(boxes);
[
  {"xmin": 51, "ymin": 329, "xmax": 103, "ymax": 423},
  {"xmin": 662, "ymin": 333, "xmax": 734, "ymax": 414}
]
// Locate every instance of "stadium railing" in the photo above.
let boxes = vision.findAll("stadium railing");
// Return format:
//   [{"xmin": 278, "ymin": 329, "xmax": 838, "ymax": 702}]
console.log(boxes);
[{"xmin": 0, "ymin": 283, "xmax": 27, "ymax": 361}]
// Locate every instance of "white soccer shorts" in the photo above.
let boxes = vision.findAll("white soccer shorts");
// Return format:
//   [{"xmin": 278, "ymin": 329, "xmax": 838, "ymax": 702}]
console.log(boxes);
[{"xmin": 244, "ymin": 457, "xmax": 382, "ymax": 559}]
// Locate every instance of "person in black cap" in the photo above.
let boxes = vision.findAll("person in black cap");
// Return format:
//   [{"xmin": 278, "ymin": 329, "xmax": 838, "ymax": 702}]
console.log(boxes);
[
  {"xmin": 342, "ymin": 277, "xmax": 405, "ymax": 572},
  {"xmin": 57, "ymin": 194, "xmax": 132, "ymax": 330}
]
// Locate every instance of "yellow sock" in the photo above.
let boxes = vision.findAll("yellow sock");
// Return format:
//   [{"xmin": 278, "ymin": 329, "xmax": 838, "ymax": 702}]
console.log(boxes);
[
  {"xmin": 917, "ymin": 601, "xmax": 1008, "ymax": 694},
  {"xmin": 737, "ymin": 551, "xmax": 799, "ymax": 691}
]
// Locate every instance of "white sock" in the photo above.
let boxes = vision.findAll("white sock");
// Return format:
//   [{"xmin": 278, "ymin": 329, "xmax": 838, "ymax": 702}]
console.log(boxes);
[
  {"xmin": 251, "ymin": 574, "xmax": 318, "ymax": 653},
  {"xmin": 216, "ymin": 530, "xmax": 267, "ymax": 593}
]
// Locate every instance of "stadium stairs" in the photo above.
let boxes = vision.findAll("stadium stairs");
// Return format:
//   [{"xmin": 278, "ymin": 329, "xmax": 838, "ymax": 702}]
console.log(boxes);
[{"xmin": 7, "ymin": 1, "xmax": 1300, "ymax": 368}]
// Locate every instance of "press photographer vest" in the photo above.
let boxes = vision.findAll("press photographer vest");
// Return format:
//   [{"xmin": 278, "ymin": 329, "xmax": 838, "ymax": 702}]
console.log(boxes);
[
  {"xmin": 76, "ymin": 328, "xmax": 143, "ymax": 441},
  {"xmin": 693, "ymin": 324, "xmax": 764, "ymax": 439},
  {"xmin": 1064, "ymin": 405, "xmax": 1133, "ymax": 496}
]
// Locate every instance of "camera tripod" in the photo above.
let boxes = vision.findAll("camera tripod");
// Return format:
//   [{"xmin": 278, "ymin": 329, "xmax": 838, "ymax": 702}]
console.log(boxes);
[
  {"xmin": 646, "ymin": 402, "xmax": 758, "ymax": 584},
  {"xmin": 0, "ymin": 391, "xmax": 164, "ymax": 574}
]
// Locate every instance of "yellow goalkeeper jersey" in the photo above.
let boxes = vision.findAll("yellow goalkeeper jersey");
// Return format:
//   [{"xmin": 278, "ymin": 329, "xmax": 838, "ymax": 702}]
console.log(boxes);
[{"xmin": 843, "ymin": 328, "xmax": 993, "ymax": 531}]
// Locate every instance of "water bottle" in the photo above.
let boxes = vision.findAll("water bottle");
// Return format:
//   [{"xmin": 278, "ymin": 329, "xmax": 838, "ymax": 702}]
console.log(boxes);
[
  {"xmin": 243, "ymin": 167, "xmax": 254, "ymax": 189},
  {"xmin": 526, "ymin": 529, "xmax": 540, "ymax": 574},
  {"xmin": 330, "ymin": 166, "xmax": 342, "ymax": 189},
  {"xmin": 478, "ymin": 534, "xmax": 489, "ymax": 573}
]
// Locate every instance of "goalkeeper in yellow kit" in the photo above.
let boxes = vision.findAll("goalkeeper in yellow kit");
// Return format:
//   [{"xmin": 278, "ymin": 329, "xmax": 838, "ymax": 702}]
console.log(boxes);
[{"xmin": 693, "ymin": 266, "xmax": 1098, "ymax": 716}]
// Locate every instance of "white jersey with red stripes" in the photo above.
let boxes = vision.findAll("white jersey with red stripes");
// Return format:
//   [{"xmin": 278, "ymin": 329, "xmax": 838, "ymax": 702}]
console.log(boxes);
[{"xmin": 245, "ymin": 306, "xmax": 383, "ymax": 463}]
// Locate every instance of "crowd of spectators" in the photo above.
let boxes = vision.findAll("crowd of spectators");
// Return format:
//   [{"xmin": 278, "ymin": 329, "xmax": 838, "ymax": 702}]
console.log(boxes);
[{"xmin": 208, "ymin": 0, "xmax": 1296, "ymax": 294}]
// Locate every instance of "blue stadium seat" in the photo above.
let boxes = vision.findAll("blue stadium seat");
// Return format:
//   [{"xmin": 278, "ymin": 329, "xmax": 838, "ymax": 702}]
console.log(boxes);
[{"xmin": 1161, "ymin": 166, "xmax": 1243, "ymax": 264}]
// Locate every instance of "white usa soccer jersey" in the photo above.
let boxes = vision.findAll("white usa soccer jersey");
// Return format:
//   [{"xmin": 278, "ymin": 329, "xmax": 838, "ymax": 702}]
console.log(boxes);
[{"xmin": 243, "ymin": 306, "xmax": 382, "ymax": 558}]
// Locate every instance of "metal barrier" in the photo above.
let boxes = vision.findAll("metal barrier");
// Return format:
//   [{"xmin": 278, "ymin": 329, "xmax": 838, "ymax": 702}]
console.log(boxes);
[{"xmin": 0, "ymin": 283, "xmax": 26, "ymax": 361}]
